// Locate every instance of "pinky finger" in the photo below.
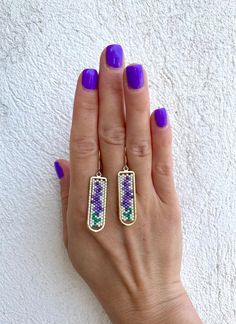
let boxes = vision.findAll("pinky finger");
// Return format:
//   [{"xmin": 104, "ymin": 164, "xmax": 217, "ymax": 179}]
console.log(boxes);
[
  {"xmin": 150, "ymin": 108, "xmax": 177, "ymax": 204},
  {"xmin": 54, "ymin": 159, "xmax": 70, "ymax": 248}
]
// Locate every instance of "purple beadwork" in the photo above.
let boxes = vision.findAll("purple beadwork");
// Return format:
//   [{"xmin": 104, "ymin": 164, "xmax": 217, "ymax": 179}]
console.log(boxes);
[
  {"xmin": 88, "ymin": 178, "xmax": 107, "ymax": 230},
  {"xmin": 121, "ymin": 176, "xmax": 133, "ymax": 210},
  {"xmin": 118, "ymin": 171, "xmax": 136, "ymax": 224}
]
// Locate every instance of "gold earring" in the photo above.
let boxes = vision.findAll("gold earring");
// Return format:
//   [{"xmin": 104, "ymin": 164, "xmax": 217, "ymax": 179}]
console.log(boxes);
[
  {"xmin": 117, "ymin": 150, "xmax": 137, "ymax": 226},
  {"xmin": 87, "ymin": 154, "xmax": 107, "ymax": 232}
]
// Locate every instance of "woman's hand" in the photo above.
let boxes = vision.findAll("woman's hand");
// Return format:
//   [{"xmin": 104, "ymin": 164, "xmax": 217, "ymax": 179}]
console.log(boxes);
[{"xmin": 54, "ymin": 45, "xmax": 202, "ymax": 323}]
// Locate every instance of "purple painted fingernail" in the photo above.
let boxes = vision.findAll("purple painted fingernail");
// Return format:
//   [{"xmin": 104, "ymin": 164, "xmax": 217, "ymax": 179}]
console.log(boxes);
[
  {"xmin": 106, "ymin": 44, "xmax": 123, "ymax": 68},
  {"xmin": 126, "ymin": 64, "xmax": 144, "ymax": 89},
  {"xmin": 54, "ymin": 161, "xmax": 64, "ymax": 179},
  {"xmin": 154, "ymin": 108, "xmax": 168, "ymax": 128},
  {"xmin": 82, "ymin": 69, "xmax": 98, "ymax": 90}
]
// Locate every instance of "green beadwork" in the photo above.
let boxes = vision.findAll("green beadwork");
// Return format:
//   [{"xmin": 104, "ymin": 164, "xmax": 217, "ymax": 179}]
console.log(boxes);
[
  {"xmin": 92, "ymin": 212, "xmax": 101, "ymax": 224},
  {"xmin": 126, "ymin": 214, "xmax": 133, "ymax": 221},
  {"xmin": 123, "ymin": 207, "xmax": 133, "ymax": 220},
  {"xmin": 88, "ymin": 177, "xmax": 107, "ymax": 231}
]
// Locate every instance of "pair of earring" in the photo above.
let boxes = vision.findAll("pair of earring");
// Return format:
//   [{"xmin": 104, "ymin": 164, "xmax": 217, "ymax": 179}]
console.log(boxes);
[{"xmin": 87, "ymin": 153, "xmax": 137, "ymax": 232}]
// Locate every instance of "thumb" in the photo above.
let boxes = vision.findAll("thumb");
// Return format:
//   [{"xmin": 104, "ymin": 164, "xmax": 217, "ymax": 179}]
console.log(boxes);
[{"xmin": 54, "ymin": 159, "xmax": 70, "ymax": 248}]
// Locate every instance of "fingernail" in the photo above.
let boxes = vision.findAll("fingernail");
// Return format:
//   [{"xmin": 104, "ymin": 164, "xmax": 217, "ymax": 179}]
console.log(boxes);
[
  {"xmin": 82, "ymin": 69, "xmax": 98, "ymax": 90},
  {"xmin": 54, "ymin": 161, "xmax": 64, "ymax": 179},
  {"xmin": 126, "ymin": 64, "xmax": 144, "ymax": 89},
  {"xmin": 106, "ymin": 44, "xmax": 123, "ymax": 68},
  {"xmin": 154, "ymin": 108, "xmax": 168, "ymax": 128}
]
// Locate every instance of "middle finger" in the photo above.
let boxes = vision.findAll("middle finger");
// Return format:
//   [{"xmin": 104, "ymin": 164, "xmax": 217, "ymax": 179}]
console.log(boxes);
[{"xmin": 98, "ymin": 44, "xmax": 126, "ymax": 178}]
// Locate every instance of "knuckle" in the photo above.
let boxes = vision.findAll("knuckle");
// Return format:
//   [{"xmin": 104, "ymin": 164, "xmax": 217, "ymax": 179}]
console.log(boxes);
[
  {"xmin": 70, "ymin": 137, "xmax": 98, "ymax": 158},
  {"xmin": 129, "ymin": 140, "xmax": 151, "ymax": 157},
  {"xmin": 154, "ymin": 162, "xmax": 173, "ymax": 177},
  {"xmin": 79, "ymin": 97, "xmax": 97, "ymax": 112},
  {"xmin": 130, "ymin": 98, "xmax": 149, "ymax": 113},
  {"xmin": 100, "ymin": 75, "xmax": 123, "ymax": 95},
  {"xmin": 156, "ymin": 133, "xmax": 172, "ymax": 148},
  {"xmin": 110, "ymin": 83, "xmax": 123, "ymax": 94},
  {"xmin": 99, "ymin": 125, "xmax": 125, "ymax": 146}
]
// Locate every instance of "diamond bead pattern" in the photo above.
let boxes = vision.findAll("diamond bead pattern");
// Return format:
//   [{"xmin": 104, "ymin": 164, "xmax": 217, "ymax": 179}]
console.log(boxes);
[
  {"xmin": 87, "ymin": 176, "xmax": 107, "ymax": 231},
  {"xmin": 118, "ymin": 170, "xmax": 136, "ymax": 225}
]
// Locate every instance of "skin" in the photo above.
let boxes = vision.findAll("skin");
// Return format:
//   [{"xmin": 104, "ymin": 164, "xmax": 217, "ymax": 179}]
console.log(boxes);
[{"xmin": 56, "ymin": 48, "xmax": 202, "ymax": 323}]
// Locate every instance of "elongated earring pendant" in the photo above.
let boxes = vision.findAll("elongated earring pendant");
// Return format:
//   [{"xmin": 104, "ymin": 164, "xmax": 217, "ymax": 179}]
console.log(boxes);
[
  {"xmin": 87, "ymin": 170, "xmax": 107, "ymax": 232},
  {"xmin": 118, "ymin": 165, "xmax": 137, "ymax": 226}
]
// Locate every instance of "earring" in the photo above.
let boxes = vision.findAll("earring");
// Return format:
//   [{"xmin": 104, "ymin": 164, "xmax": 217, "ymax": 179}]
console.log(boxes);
[
  {"xmin": 117, "ymin": 151, "xmax": 137, "ymax": 226},
  {"xmin": 87, "ymin": 155, "xmax": 107, "ymax": 232}
]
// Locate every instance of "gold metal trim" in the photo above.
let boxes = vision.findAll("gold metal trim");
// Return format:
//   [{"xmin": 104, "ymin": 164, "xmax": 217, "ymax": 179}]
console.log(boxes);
[
  {"xmin": 87, "ymin": 175, "xmax": 107, "ymax": 232},
  {"xmin": 118, "ymin": 170, "xmax": 137, "ymax": 226}
]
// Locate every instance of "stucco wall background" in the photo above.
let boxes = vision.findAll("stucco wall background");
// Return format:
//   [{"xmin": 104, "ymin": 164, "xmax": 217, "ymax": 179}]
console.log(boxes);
[{"xmin": 0, "ymin": 0, "xmax": 235, "ymax": 323}]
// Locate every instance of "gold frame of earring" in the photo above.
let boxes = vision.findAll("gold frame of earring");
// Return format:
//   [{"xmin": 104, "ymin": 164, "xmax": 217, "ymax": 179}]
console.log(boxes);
[
  {"xmin": 87, "ymin": 155, "xmax": 107, "ymax": 232},
  {"xmin": 118, "ymin": 164, "xmax": 137, "ymax": 226}
]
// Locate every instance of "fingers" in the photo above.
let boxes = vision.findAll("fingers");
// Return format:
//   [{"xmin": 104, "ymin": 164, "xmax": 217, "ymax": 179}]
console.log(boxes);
[
  {"xmin": 54, "ymin": 160, "xmax": 70, "ymax": 248},
  {"xmin": 69, "ymin": 69, "xmax": 99, "ymax": 216},
  {"xmin": 150, "ymin": 108, "xmax": 177, "ymax": 204},
  {"xmin": 98, "ymin": 45, "xmax": 126, "ymax": 177},
  {"xmin": 123, "ymin": 64, "xmax": 153, "ymax": 195}
]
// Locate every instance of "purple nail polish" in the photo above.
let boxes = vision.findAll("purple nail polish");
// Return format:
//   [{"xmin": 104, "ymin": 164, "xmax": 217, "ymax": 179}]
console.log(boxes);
[
  {"xmin": 126, "ymin": 64, "xmax": 144, "ymax": 89},
  {"xmin": 54, "ymin": 161, "xmax": 64, "ymax": 179},
  {"xmin": 154, "ymin": 108, "xmax": 168, "ymax": 128},
  {"xmin": 82, "ymin": 69, "xmax": 98, "ymax": 90},
  {"xmin": 106, "ymin": 44, "xmax": 123, "ymax": 68}
]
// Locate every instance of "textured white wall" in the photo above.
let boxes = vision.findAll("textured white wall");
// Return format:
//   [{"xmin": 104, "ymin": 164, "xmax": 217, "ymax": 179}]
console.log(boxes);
[{"xmin": 0, "ymin": 0, "xmax": 235, "ymax": 323}]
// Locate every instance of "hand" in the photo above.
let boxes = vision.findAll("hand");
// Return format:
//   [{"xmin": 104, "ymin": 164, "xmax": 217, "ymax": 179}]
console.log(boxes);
[{"xmin": 54, "ymin": 45, "xmax": 202, "ymax": 323}]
